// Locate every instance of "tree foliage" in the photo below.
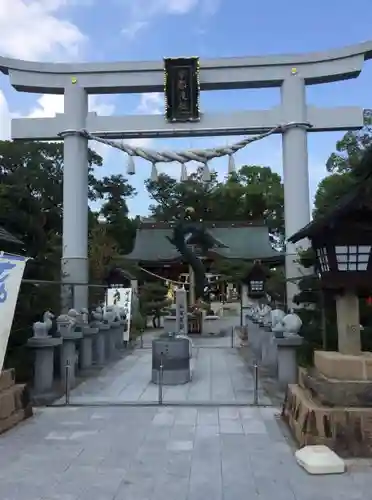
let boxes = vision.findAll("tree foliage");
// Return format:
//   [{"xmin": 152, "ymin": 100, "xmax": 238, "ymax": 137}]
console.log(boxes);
[
  {"xmin": 145, "ymin": 165, "xmax": 285, "ymax": 238},
  {"xmin": 0, "ymin": 140, "xmax": 137, "ymax": 379},
  {"xmin": 296, "ymin": 127, "xmax": 372, "ymax": 364}
]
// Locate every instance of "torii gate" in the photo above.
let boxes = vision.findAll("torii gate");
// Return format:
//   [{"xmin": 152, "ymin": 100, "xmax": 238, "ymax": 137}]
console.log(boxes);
[{"xmin": 1, "ymin": 42, "xmax": 371, "ymax": 310}]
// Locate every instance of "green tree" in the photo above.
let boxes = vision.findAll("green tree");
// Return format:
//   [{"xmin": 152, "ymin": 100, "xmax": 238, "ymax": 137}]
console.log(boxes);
[
  {"xmin": 0, "ymin": 140, "xmax": 136, "ymax": 379},
  {"xmin": 146, "ymin": 164, "xmax": 284, "ymax": 238},
  {"xmin": 138, "ymin": 281, "xmax": 171, "ymax": 328},
  {"xmin": 95, "ymin": 174, "xmax": 137, "ymax": 254}
]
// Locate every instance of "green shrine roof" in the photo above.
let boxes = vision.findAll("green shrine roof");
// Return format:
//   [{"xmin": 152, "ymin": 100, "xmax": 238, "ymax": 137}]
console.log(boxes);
[{"xmin": 125, "ymin": 221, "xmax": 282, "ymax": 263}]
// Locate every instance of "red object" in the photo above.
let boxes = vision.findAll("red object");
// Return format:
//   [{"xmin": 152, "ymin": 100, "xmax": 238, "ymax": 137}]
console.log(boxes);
[{"xmin": 366, "ymin": 297, "xmax": 372, "ymax": 306}]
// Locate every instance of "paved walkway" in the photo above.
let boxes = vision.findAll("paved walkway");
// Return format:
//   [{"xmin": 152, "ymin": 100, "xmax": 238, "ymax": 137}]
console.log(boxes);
[
  {"xmin": 0, "ymin": 405, "xmax": 368, "ymax": 500},
  {"xmin": 0, "ymin": 312, "xmax": 371, "ymax": 499},
  {"xmin": 65, "ymin": 333, "xmax": 270, "ymax": 405}
]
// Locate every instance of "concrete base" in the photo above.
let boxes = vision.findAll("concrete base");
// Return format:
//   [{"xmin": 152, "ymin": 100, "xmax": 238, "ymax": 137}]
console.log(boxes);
[
  {"xmin": 261, "ymin": 332, "xmax": 278, "ymax": 376},
  {"xmin": 151, "ymin": 338, "xmax": 190, "ymax": 385},
  {"xmin": 0, "ymin": 369, "xmax": 32, "ymax": 435},
  {"xmin": 314, "ymin": 350, "xmax": 372, "ymax": 381},
  {"xmin": 94, "ymin": 331, "xmax": 106, "ymax": 365},
  {"xmin": 60, "ymin": 339, "xmax": 79, "ymax": 387},
  {"xmin": 282, "ymin": 384, "xmax": 372, "ymax": 457},
  {"xmin": 151, "ymin": 368, "xmax": 190, "ymax": 385},
  {"xmin": 27, "ymin": 337, "xmax": 62, "ymax": 393},
  {"xmin": 300, "ymin": 366, "xmax": 372, "ymax": 407},
  {"xmin": 276, "ymin": 335, "xmax": 303, "ymax": 388},
  {"xmin": 295, "ymin": 445, "xmax": 345, "ymax": 475}
]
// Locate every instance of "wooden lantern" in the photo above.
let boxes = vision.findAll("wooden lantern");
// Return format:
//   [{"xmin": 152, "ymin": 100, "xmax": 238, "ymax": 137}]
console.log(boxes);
[
  {"xmin": 242, "ymin": 260, "xmax": 266, "ymax": 298},
  {"xmin": 288, "ymin": 161, "xmax": 372, "ymax": 294}
]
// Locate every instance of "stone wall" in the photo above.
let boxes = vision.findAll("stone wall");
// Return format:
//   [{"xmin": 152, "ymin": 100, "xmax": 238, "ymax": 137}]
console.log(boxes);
[{"xmin": 0, "ymin": 369, "xmax": 33, "ymax": 434}]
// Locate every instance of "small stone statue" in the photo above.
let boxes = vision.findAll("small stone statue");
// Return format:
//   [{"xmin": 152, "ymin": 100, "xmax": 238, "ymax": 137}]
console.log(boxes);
[
  {"xmin": 92, "ymin": 306, "xmax": 103, "ymax": 322},
  {"xmin": 81, "ymin": 308, "xmax": 89, "ymax": 324},
  {"xmin": 270, "ymin": 307, "xmax": 286, "ymax": 330},
  {"xmin": 56, "ymin": 313, "xmax": 75, "ymax": 337},
  {"xmin": 259, "ymin": 304, "xmax": 271, "ymax": 327},
  {"xmin": 102, "ymin": 308, "xmax": 114, "ymax": 324},
  {"xmin": 282, "ymin": 311, "xmax": 302, "ymax": 337},
  {"xmin": 32, "ymin": 311, "xmax": 54, "ymax": 338}
]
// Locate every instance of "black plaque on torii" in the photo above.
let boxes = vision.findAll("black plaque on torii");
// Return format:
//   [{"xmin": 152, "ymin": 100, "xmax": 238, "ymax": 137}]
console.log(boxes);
[{"xmin": 164, "ymin": 57, "xmax": 200, "ymax": 123}]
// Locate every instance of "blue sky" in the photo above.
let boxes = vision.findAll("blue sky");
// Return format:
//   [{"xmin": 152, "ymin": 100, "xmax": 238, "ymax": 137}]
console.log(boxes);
[{"xmin": 1, "ymin": 0, "xmax": 372, "ymax": 217}]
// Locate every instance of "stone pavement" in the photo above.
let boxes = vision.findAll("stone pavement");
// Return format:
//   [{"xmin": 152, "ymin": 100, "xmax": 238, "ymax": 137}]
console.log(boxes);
[
  {"xmin": 1, "ymin": 311, "xmax": 372, "ymax": 499},
  {"xmin": 0, "ymin": 405, "xmax": 369, "ymax": 500},
  {"xmin": 62, "ymin": 332, "xmax": 270, "ymax": 405}
]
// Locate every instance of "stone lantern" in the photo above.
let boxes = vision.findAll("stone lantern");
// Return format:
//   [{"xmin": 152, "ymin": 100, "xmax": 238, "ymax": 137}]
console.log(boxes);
[
  {"xmin": 283, "ymin": 145, "xmax": 372, "ymax": 457},
  {"xmin": 242, "ymin": 260, "xmax": 266, "ymax": 299}
]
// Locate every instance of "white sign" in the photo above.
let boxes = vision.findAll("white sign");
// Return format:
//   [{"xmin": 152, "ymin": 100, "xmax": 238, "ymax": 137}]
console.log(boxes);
[
  {"xmin": 0, "ymin": 253, "xmax": 28, "ymax": 373},
  {"xmin": 106, "ymin": 287, "xmax": 132, "ymax": 341}
]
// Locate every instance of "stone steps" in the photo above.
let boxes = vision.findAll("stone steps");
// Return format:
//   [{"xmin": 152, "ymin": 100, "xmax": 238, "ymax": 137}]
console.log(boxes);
[
  {"xmin": 282, "ymin": 383, "xmax": 372, "ymax": 458},
  {"xmin": 0, "ymin": 368, "xmax": 33, "ymax": 435}
]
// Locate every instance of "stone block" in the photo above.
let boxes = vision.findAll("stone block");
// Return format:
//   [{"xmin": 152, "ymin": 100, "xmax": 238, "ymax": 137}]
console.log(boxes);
[
  {"xmin": 314, "ymin": 350, "xmax": 372, "ymax": 381},
  {"xmin": 301, "ymin": 367, "xmax": 372, "ymax": 407},
  {"xmin": 0, "ymin": 381, "xmax": 32, "ymax": 435},
  {"xmin": 0, "ymin": 369, "xmax": 15, "ymax": 392},
  {"xmin": 0, "ymin": 409, "xmax": 28, "ymax": 434},
  {"xmin": 282, "ymin": 384, "xmax": 372, "ymax": 457},
  {"xmin": 0, "ymin": 387, "xmax": 16, "ymax": 419}
]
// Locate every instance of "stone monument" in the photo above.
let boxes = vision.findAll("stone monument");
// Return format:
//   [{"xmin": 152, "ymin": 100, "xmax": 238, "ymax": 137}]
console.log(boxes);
[{"xmin": 283, "ymin": 147, "xmax": 372, "ymax": 457}]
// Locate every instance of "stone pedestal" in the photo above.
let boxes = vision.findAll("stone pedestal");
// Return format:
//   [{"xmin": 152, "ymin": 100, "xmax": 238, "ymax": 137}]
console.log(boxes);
[
  {"xmin": 117, "ymin": 320, "xmax": 126, "ymax": 348},
  {"xmin": 249, "ymin": 325, "xmax": 262, "ymax": 360},
  {"xmin": 94, "ymin": 324, "xmax": 108, "ymax": 365},
  {"xmin": 98, "ymin": 323, "xmax": 110, "ymax": 360},
  {"xmin": 276, "ymin": 335, "xmax": 303, "ymax": 387},
  {"xmin": 283, "ymin": 350, "xmax": 372, "ymax": 457},
  {"xmin": 336, "ymin": 293, "xmax": 361, "ymax": 355},
  {"xmin": 104, "ymin": 323, "xmax": 115, "ymax": 359},
  {"xmin": 0, "ymin": 369, "xmax": 32, "ymax": 434},
  {"xmin": 152, "ymin": 338, "xmax": 190, "ymax": 385},
  {"xmin": 261, "ymin": 332, "xmax": 278, "ymax": 375},
  {"xmin": 110, "ymin": 323, "xmax": 121, "ymax": 354},
  {"xmin": 60, "ymin": 332, "xmax": 83, "ymax": 387},
  {"xmin": 80, "ymin": 326, "xmax": 99, "ymax": 370},
  {"xmin": 27, "ymin": 337, "xmax": 62, "ymax": 394}
]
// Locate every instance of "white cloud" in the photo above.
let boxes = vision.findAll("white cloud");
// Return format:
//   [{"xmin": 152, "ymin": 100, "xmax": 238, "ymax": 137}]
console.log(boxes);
[
  {"xmin": 136, "ymin": 93, "xmax": 163, "ymax": 115},
  {"xmin": 26, "ymin": 94, "xmax": 116, "ymax": 160},
  {"xmin": 121, "ymin": 21, "xmax": 149, "ymax": 40},
  {"xmin": 0, "ymin": 0, "xmax": 87, "ymax": 61},
  {"xmin": 121, "ymin": 0, "xmax": 219, "ymax": 38},
  {"xmin": 126, "ymin": 93, "xmax": 164, "ymax": 149},
  {"xmin": 0, "ymin": 0, "xmax": 89, "ymax": 140}
]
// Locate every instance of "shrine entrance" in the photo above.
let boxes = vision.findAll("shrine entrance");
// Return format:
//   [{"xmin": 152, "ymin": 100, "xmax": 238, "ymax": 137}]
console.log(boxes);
[{"xmin": 1, "ymin": 42, "xmax": 371, "ymax": 309}]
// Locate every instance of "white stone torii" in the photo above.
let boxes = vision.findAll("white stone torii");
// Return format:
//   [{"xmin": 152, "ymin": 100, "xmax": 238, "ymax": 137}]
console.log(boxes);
[{"xmin": 1, "ymin": 41, "xmax": 371, "ymax": 310}]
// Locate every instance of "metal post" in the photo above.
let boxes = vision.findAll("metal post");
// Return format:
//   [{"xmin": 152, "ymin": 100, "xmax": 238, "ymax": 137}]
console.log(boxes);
[
  {"xmin": 231, "ymin": 326, "xmax": 234, "ymax": 348},
  {"xmin": 158, "ymin": 353, "xmax": 164, "ymax": 405},
  {"xmin": 140, "ymin": 330, "xmax": 144, "ymax": 348},
  {"xmin": 253, "ymin": 361, "xmax": 259, "ymax": 405},
  {"xmin": 65, "ymin": 361, "xmax": 70, "ymax": 406},
  {"xmin": 240, "ymin": 292, "xmax": 243, "ymax": 326}
]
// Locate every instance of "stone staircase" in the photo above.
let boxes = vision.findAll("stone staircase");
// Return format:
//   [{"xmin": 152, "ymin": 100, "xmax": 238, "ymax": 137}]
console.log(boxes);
[{"xmin": 0, "ymin": 369, "xmax": 33, "ymax": 434}]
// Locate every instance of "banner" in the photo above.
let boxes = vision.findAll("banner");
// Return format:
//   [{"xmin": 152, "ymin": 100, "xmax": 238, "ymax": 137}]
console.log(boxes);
[
  {"xmin": 106, "ymin": 287, "xmax": 132, "ymax": 342},
  {"xmin": 0, "ymin": 253, "xmax": 28, "ymax": 373}
]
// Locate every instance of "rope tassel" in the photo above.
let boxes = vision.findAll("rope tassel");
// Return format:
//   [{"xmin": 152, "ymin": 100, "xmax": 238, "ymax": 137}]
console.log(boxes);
[
  {"xmin": 180, "ymin": 163, "xmax": 188, "ymax": 181},
  {"xmin": 127, "ymin": 155, "xmax": 135, "ymax": 175},
  {"xmin": 202, "ymin": 162, "xmax": 211, "ymax": 182},
  {"xmin": 150, "ymin": 162, "xmax": 158, "ymax": 181},
  {"xmin": 228, "ymin": 154, "xmax": 235, "ymax": 174}
]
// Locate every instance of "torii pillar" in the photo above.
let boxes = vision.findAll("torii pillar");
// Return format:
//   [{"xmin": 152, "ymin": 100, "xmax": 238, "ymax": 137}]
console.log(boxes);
[
  {"xmin": 281, "ymin": 74, "xmax": 311, "ymax": 308},
  {"xmin": 1, "ymin": 42, "xmax": 370, "ymax": 312},
  {"xmin": 61, "ymin": 84, "xmax": 89, "ymax": 311}
]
